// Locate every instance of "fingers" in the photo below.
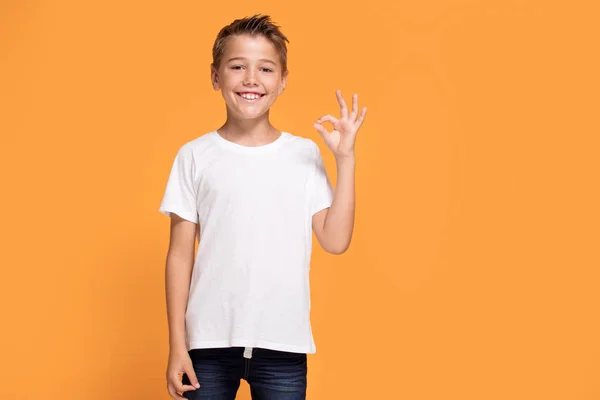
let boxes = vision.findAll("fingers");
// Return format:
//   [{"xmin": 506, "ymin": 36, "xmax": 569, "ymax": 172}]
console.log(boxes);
[
  {"xmin": 356, "ymin": 106, "xmax": 367, "ymax": 128},
  {"xmin": 183, "ymin": 365, "xmax": 201, "ymax": 390},
  {"xmin": 349, "ymin": 93, "xmax": 358, "ymax": 121},
  {"xmin": 318, "ymin": 91, "xmax": 366, "ymax": 134},
  {"xmin": 313, "ymin": 122, "xmax": 329, "ymax": 141},
  {"xmin": 167, "ymin": 372, "xmax": 197, "ymax": 399},
  {"xmin": 314, "ymin": 114, "xmax": 337, "ymax": 140},
  {"xmin": 176, "ymin": 383, "xmax": 197, "ymax": 394},
  {"xmin": 336, "ymin": 89, "xmax": 348, "ymax": 119},
  {"xmin": 316, "ymin": 115, "xmax": 339, "ymax": 125},
  {"xmin": 167, "ymin": 384, "xmax": 188, "ymax": 400}
]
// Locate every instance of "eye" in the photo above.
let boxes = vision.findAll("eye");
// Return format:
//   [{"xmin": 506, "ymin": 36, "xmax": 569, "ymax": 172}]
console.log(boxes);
[
  {"xmin": 261, "ymin": 68, "xmax": 274, "ymax": 73},
  {"xmin": 231, "ymin": 65, "xmax": 244, "ymax": 70}
]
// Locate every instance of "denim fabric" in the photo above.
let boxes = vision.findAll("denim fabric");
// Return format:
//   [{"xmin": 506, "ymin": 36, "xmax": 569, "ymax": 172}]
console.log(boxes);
[{"xmin": 182, "ymin": 347, "xmax": 307, "ymax": 399}]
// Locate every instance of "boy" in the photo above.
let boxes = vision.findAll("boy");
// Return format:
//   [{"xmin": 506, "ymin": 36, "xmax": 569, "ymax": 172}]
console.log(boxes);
[{"xmin": 159, "ymin": 14, "xmax": 367, "ymax": 400}]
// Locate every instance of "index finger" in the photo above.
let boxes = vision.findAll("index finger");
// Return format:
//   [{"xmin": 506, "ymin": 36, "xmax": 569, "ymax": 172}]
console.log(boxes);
[
  {"xmin": 336, "ymin": 89, "xmax": 348, "ymax": 119},
  {"xmin": 170, "ymin": 374, "xmax": 197, "ymax": 394},
  {"xmin": 168, "ymin": 386, "xmax": 187, "ymax": 400},
  {"xmin": 176, "ymin": 382, "xmax": 197, "ymax": 393}
]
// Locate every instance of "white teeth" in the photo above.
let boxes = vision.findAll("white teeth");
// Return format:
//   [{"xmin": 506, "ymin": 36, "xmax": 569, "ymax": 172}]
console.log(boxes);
[{"xmin": 239, "ymin": 93, "xmax": 261, "ymax": 100}]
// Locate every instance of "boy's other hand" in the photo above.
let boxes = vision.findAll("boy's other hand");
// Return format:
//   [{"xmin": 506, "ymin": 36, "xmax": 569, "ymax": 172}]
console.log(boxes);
[
  {"xmin": 313, "ymin": 90, "xmax": 367, "ymax": 159},
  {"xmin": 166, "ymin": 348, "xmax": 200, "ymax": 399}
]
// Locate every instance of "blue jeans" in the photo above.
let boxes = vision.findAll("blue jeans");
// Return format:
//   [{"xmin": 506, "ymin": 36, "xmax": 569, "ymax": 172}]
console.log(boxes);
[{"xmin": 182, "ymin": 347, "xmax": 307, "ymax": 399}]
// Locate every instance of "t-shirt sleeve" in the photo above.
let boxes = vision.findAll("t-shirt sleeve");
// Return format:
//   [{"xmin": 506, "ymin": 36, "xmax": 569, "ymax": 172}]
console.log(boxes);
[
  {"xmin": 310, "ymin": 142, "xmax": 334, "ymax": 216},
  {"xmin": 158, "ymin": 144, "xmax": 199, "ymax": 224}
]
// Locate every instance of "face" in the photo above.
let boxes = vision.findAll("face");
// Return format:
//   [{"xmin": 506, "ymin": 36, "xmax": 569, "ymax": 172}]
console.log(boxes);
[{"xmin": 211, "ymin": 34, "xmax": 288, "ymax": 120}]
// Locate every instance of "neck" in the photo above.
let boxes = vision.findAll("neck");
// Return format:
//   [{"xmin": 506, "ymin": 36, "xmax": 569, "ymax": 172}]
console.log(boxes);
[{"xmin": 218, "ymin": 109, "xmax": 280, "ymax": 145}]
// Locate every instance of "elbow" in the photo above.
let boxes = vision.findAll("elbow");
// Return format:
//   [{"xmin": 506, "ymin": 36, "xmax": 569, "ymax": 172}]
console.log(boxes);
[
  {"xmin": 325, "ymin": 241, "xmax": 351, "ymax": 255},
  {"xmin": 328, "ymin": 248, "xmax": 347, "ymax": 255},
  {"xmin": 317, "ymin": 227, "xmax": 353, "ymax": 255}
]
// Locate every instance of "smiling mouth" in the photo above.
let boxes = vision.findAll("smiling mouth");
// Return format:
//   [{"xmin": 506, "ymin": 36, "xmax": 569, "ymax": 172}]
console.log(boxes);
[{"xmin": 236, "ymin": 92, "xmax": 265, "ymax": 101}]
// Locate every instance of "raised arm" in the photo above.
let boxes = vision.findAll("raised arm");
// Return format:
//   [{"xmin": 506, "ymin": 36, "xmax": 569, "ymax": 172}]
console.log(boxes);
[{"xmin": 312, "ymin": 90, "xmax": 367, "ymax": 255}]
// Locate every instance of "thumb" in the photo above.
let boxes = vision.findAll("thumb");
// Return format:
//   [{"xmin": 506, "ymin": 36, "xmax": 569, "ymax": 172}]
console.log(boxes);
[
  {"xmin": 313, "ymin": 123, "xmax": 329, "ymax": 142},
  {"xmin": 184, "ymin": 364, "xmax": 200, "ymax": 389}
]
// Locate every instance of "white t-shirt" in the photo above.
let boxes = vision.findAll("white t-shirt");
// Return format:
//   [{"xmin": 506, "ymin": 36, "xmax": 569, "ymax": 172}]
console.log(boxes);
[{"xmin": 159, "ymin": 130, "xmax": 334, "ymax": 354}]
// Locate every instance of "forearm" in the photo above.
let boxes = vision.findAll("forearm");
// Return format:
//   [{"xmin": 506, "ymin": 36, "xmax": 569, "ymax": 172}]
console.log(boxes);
[
  {"xmin": 322, "ymin": 155, "xmax": 356, "ymax": 254},
  {"xmin": 165, "ymin": 251, "xmax": 194, "ymax": 351}
]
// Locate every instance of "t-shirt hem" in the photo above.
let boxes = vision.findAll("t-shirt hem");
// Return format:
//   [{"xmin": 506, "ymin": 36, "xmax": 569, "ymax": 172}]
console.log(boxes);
[
  {"xmin": 158, "ymin": 206, "xmax": 198, "ymax": 224},
  {"xmin": 188, "ymin": 339, "xmax": 316, "ymax": 354},
  {"xmin": 311, "ymin": 202, "xmax": 332, "ymax": 216}
]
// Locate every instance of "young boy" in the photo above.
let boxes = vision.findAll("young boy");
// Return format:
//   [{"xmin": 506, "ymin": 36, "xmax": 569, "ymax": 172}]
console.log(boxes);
[{"xmin": 159, "ymin": 14, "xmax": 367, "ymax": 400}]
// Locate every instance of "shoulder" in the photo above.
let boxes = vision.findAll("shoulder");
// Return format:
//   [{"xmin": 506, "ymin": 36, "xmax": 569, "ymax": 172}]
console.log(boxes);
[
  {"xmin": 281, "ymin": 131, "xmax": 320, "ymax": 157},
  {"xmin": 180, "ymin": 131, "xmax": 216, "ymax": 152},
  {"xmin": 171, "ymin": 131, "xmax": 218, "ymax": 160}
]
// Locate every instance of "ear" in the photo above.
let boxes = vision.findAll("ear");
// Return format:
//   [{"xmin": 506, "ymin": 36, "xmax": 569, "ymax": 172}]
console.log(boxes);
[
  {"xmin": 210, "ymin": 64, "xmax": 220, "ymax": 91},
  {"xmin": 279, "ymin": 69, "xmax": 289, "ymax": 95}
]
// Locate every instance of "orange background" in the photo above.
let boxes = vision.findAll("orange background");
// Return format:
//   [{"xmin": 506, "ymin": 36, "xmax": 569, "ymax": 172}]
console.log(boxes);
[{"xmin": 1, "ymin": 1, "xmax": 599, "ymax": 399}]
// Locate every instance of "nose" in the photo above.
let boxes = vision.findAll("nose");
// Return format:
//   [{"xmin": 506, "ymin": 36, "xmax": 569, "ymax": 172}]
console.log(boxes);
[{"xmin": 243, "ymin": 69, "xmax": 258, "ymax": 86}]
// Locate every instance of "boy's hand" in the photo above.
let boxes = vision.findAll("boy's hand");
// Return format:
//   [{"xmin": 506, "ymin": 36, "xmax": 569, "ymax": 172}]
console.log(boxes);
[
  {"xmin": 166, "ymin": 348, "xmax": 200, "ymax": 399},
  {"xmin": 313, "ymin": 90, "xmax": 367, "ymax": 159}
]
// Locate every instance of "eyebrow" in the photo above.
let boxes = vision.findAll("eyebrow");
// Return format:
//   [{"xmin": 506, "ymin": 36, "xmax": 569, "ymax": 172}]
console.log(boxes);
[{"xmin": 227, "ymin": 57, "xmax": 277, "ymax": 65}]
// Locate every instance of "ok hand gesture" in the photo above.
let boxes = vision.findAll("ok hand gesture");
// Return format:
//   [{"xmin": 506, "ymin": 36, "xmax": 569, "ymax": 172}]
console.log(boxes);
[{"xmin": 313, "ymin": 90, "xmax": 367, "ymax": 159}]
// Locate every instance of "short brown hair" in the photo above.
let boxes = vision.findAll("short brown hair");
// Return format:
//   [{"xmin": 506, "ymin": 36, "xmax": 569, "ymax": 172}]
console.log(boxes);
[{"xmin": 212, "ymin": 14, "xmax": 290, "ymax": 73}]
